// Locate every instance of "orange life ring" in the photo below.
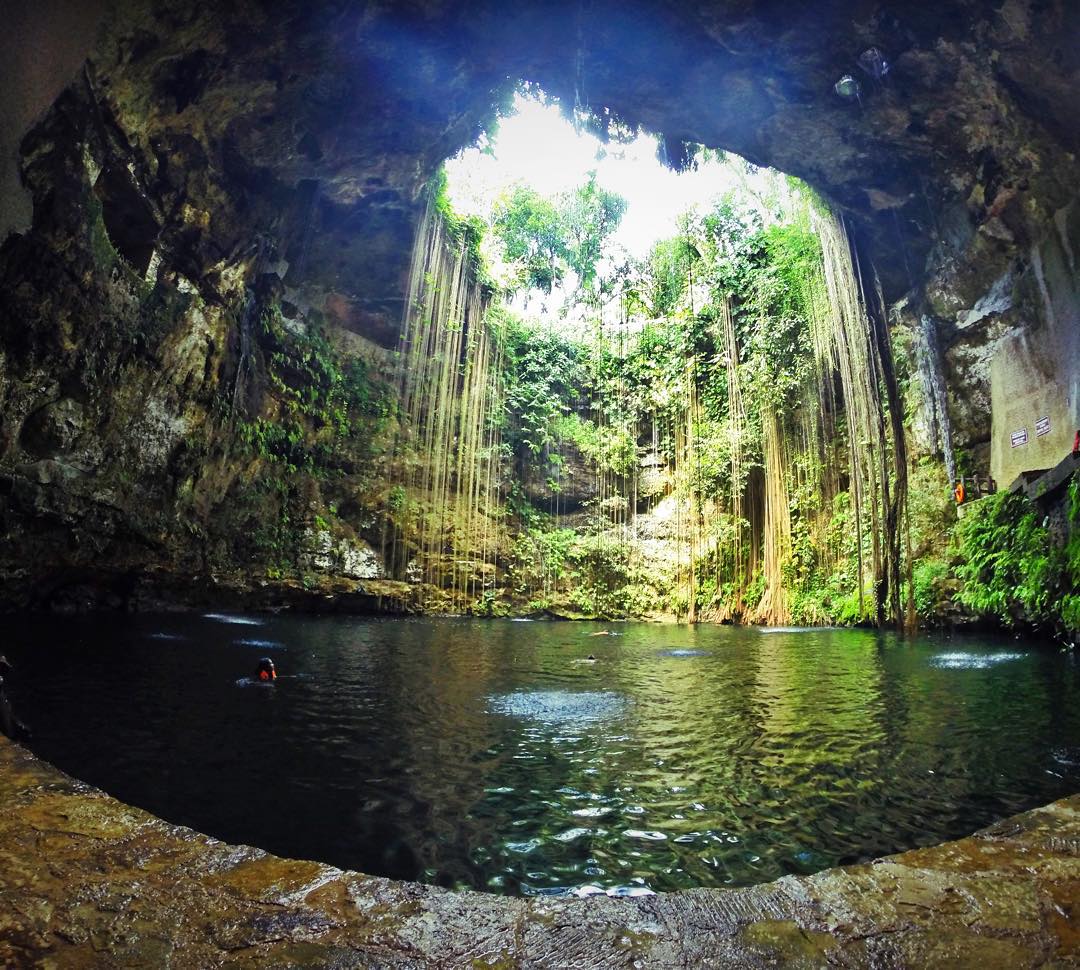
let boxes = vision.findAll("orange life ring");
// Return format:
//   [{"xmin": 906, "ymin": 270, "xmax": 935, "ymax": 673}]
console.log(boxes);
[{"xmin": 954, "ymin": 482, "xmax": 965, "ymax": 504}]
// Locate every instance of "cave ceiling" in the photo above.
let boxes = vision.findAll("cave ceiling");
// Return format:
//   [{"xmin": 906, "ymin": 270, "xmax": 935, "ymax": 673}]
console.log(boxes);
[{"xmin": 14, "ymin": 0, "xmax": 1080, "ymax": 335}]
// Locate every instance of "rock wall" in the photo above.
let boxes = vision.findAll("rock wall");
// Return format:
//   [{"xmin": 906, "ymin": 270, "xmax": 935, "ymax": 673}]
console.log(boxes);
[
  {"xmin": 989, "ymin": 202, "xmax": 1080, "ymax": 488},
  {"xmin": 0, "ymin": 0, "xmax": 108, "ymax": 238},
  {"xmin": 1, "ymin": 0, "xmax": 1078, "ymax": 609}
]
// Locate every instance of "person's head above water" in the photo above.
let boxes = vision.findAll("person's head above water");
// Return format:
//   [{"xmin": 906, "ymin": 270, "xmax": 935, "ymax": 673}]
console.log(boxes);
[{"xmin": 256, "ymin": 657, "xmax": 276, "ymax": 682}]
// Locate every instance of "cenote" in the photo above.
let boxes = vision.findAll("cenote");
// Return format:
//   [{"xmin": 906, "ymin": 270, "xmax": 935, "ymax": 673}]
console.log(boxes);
[
  {"xmin": 4, "ymin": 2, "xmax": 1080, "ymax": 962},
  {"xmin": 7, "ymin": 615, "xmax": 1079, "ymax": 898}
]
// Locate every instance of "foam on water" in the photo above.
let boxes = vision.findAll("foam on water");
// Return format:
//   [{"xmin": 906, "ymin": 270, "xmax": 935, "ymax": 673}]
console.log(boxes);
[
  {"xmin": 234, "ymin": 676, "xmax": 275, "ymax": 688},
  {"xmin": 488, "ymin": 690, "xmax": 626, "ymax": 725},
  {"xmin": 204, "ymin": 613, "xmax": 264, "ymax": 626},
  {"xmin": 931, "ymin": 652, "xmax": 1027, "ymax": 670}
]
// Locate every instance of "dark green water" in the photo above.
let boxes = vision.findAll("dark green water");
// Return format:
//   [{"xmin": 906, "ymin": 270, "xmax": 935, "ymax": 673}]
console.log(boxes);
[{"xmin": 5, "ymin": 615, "xmax": 1080, "ymax": 897}]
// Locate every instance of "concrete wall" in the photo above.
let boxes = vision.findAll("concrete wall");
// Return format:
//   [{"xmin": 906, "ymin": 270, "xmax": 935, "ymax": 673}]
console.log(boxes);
[{"xmin": 990, "ymin": 202, "xmax": 1080, "ymax": 488}]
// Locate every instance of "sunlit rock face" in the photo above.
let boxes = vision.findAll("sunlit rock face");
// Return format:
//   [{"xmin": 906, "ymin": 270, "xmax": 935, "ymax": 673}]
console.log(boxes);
[{"xmin": 0, "ymin": 0, "xmax": 1077, "ymax": 606}]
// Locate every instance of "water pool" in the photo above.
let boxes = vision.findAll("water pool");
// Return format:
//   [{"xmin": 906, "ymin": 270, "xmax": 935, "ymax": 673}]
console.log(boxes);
[{"xmin": 5, "ymin": 615, "xmax": 1079, "ymax": 897}]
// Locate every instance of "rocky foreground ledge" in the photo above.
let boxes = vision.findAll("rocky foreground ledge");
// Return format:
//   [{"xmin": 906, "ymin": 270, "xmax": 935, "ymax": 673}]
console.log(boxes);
[{"xmin": 2, "ymin": 737, "xmax": 1079, "ymax": 968}]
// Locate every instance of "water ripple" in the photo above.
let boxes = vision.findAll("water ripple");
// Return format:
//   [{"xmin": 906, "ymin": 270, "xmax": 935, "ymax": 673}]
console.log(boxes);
[
  {"xmin": 7, "ymin": 614, "xmax": 1074, "ymax": 900},
  {"xmin": 488, "ymin": 690, "xmax": 627, "ymax": 724},
  {"xmin": 931, "ymin": 652, "xmax": 1027, "ymax": 669}
]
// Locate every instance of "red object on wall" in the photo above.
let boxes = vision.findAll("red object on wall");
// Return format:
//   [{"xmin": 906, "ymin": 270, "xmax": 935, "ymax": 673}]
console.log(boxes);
[{"xmin": 1074, "ymin": 430, "xmax": 1079, "ymax": 455}]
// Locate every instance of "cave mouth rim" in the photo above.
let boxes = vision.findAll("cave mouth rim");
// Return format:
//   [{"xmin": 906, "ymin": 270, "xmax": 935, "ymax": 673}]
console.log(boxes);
[{"xmin": 440, "ymin": 83, "xmax": 802, "ymax": 262}]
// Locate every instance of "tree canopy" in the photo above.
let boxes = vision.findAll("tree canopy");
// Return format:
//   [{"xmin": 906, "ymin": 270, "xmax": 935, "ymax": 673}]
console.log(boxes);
[{"xmin": 490, "ymin": 172, "xmax": 627, "ymax": 295}]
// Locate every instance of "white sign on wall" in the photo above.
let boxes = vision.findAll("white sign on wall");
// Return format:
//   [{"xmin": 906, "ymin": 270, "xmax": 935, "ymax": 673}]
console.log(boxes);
[
  {"xmin": 1035, "ymin": 416, "xmax": 1051, "ymax": 437},
  {"xmin": 1011, "ymin": 428, "xmax": 1029, "ymax": 448}
]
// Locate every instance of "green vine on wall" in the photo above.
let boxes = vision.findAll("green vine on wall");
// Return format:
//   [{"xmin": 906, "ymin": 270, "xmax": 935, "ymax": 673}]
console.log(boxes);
[{"xmin": 953, "ymin": 483, "xmax": 1080, "ymax": 636}]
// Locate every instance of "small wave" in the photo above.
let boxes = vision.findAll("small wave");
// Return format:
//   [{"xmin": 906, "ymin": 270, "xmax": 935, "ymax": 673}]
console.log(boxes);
[
  {"xmin": 658, "ymin": 648, "xmax": 707, "ymax": 658},
  {"xmin": 488, "ymin": 690, "xmax": 626, "ymax": 725},
  {"xmin": 234, "ymin": 676, "xmax": 275, "ymax": 688},
  {"xmin": 505, "ymin": 839, "xmax": 542, "ymax": 855},
  {"xmin": 234, "ymin": 638, "xmax": 285, "ymax": 649},
  {"xmin": 148, "ymin": 632, "xmax": 185, "ymax": 641},
  {"xmin": 605, "ymin": 885, "xmax": 656, "ymax": 897},
  {"xmin": 931, "ymin": 652, "xmax": 1027, "ymax": 670},
  {"xmin": 205, "ymin": 613, "xmax": 264, "ymax": 626},
  {"xmin": 759, "ymin": 626, "xmax": 838, "ymax": 634},
  {"xmin": 572, "ymin": 806, "xmax": 610, "ymax": 818}
]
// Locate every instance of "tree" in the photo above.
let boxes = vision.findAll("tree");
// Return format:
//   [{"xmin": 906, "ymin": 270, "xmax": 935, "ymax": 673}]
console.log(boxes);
[
  {"xmin": 491, "ymin": 185, "xmax": 569, "ymax": 293},
  {"xmin": 490, "ymin": 174, "xmax": 627, "ymax": 298},
  {"xmin": 557, "ymin": 172, "xmax": 628, "ymax": 290}
]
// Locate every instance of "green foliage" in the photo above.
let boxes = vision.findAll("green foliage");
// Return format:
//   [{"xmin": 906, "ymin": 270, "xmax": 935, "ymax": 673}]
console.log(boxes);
[
  {"xmin": 559, "ymin": 172, "xmax": 628, "ymax": 289},
  {"xmin": 625, "ymin": 237, "xmax": 698, "ymax": 318},
  {"xmin": 490, "ymin": 172, "xmax": 627, "ymax": 295},
  {"xmin": 387, "ymin": 484, "xmax": 407, "ymax": 515},
  {"xmin": 783, "ymin": 490, "xmax": 875, "ymax": 627},
  {"xmin": 912, "ymin": 558, "xmax": 951, "ymax": 620},
  {"xmin": 552, "ymin": 413, "xmax": 636, "ymax": 478},
  {"xmin": 953, "ymin": 491, "xmax": 1066, "ymax": 630},
  {"xmin": 492, "ymin": 185, "xmax": 571, "ymax": 293},
  {"xmin": 430, "ymin": 168, "xmax": 493, "ymax": 292},
  {"xmin": 1061, "ymin": 479, "xmax": 1080, "ymax": 633},
  {"xmin": 247, "ymin": 306, "xmax": 391, "ymax": 475},
  {"xmin": 496, "ymin": 309, "xmax": 589, "ymax": 456}
]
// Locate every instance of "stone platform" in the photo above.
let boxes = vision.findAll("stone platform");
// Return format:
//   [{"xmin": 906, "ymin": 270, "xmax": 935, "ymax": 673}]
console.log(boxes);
[{"xmin": 2, "ymin": 735, "xmax": 1079, "ymax": 968}]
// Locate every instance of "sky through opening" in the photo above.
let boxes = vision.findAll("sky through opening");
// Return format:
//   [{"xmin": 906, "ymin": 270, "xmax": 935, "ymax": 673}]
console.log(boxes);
[{"xmin": 444, "ymin": 91, "xmax": 775, "ymax": 263}]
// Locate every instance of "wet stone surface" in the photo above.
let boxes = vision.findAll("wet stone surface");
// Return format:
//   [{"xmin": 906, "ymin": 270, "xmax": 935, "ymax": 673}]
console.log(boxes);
[{"xmin": 2, "ymin": 734, "xmax": 1080, "ymax": 968}]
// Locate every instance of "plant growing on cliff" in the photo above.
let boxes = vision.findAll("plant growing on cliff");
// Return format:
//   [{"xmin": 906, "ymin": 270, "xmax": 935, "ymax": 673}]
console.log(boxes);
[
  {"xmin": 953, "ymin": 491, "xmax": 1067, "ymax": 630},
  {"xmin": 1062, "ymin": 479, "xmax": 1080, "ymax": 635}
]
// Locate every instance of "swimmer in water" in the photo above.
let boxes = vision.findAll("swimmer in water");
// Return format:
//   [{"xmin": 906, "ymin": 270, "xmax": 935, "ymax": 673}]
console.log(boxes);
[{"xmin": 255, "ymin": 657, "xmax": 277, "ymax": 682}]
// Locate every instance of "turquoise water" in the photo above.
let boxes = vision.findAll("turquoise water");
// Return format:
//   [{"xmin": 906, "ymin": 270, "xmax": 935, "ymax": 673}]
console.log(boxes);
[{"xmin": 5, "ymin": 615, "xmax": 1080, "ymax": 897}]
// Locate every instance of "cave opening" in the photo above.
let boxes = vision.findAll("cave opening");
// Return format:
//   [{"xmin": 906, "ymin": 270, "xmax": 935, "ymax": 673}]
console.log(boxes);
[{"xmin": 383, "ymin": 85, "xmax": 909, "ymax": 626}]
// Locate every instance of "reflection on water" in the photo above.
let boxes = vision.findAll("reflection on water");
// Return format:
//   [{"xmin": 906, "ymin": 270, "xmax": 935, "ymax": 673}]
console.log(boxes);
[
  {"xmin": 4, "ymin": 616, "xmax": 1080, "ymax": 897},
  {"xmin": 759, "ymin": 626, "xmax": 842, "ymax": 633}
]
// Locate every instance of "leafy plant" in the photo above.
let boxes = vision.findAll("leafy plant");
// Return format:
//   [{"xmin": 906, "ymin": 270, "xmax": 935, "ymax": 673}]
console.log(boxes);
[{"xmin": 954, "ymin": 491, "xmax": 1065, "ymax": 629}]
